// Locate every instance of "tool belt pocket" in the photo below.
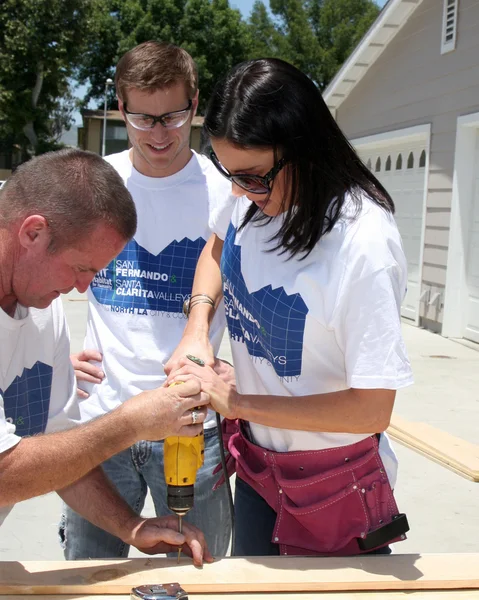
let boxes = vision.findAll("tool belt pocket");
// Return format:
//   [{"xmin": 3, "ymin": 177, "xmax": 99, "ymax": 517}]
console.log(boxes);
[
  {"xmin": 276, "ymin": 449, "xmax": 395, "ymax": 554},
  {"xmin": 228, "ymin": 431, "xmax": 278, "ymax": 508},
  {"xmin": 230, "ymin": 430, "xmax": 404, "ymax": 555}
]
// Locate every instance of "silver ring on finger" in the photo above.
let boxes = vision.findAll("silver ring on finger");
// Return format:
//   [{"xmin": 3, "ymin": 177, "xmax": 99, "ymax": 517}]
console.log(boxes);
[{"xmin": 191, "ymin": 410, "xmax": 199, "ymax": 425}]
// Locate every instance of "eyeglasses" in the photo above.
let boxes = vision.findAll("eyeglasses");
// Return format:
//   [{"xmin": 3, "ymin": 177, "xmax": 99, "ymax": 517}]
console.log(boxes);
[
  {"xmin": 123, "ymin": 100, "xmax": 193, "ymax": 130},
  {"xmin": 209, "ymin": 150, "xmax": 286, "ymax": 195}
]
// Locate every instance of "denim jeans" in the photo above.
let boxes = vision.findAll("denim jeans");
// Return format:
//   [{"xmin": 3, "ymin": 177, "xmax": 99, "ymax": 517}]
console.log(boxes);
[
  {"xmin": 233, "ymin": 476, "xmax": 392, "ymax": 557},
  {"xmin": 60, "ymin": 427, "xmax": 231, "ymax": 559}
]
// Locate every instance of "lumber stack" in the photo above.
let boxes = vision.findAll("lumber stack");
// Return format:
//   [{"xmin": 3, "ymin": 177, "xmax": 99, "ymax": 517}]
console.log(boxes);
[{"xmin": 388, "ymin": 415, "xmax": 479, "ymax": 482}]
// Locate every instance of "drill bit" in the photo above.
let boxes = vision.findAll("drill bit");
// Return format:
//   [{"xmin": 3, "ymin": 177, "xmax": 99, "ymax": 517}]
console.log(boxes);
[{"xmin": 177, "ymin": 514, "xmax": 182, "ymax": 563}]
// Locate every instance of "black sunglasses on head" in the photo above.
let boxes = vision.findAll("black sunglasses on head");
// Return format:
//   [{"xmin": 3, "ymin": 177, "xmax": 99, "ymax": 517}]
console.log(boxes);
[{"xmin": 209, "ymin": 150, "xmax": 286, "ymax": 194}]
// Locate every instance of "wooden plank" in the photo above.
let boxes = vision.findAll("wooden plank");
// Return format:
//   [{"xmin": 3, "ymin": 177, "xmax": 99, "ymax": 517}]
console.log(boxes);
[
  {"xmin": 2, "ymin": 592, "xmax": 479, "ymax": 600},
  {"xmin": 388, "ymin": 415, "xmax": 479, "ymax": 482},
  {"xmin": 0, "ymin": 555, "xmax": 478, "ymax": 595}
]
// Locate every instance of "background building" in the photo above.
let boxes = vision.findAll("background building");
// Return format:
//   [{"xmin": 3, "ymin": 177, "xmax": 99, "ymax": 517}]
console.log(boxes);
[{"xmin": 324, "ymin": 0, "xmax": 479, "ymax": 342}]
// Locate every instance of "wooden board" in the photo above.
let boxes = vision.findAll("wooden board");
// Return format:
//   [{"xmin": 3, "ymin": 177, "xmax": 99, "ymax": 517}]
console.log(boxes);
[
  {"xmin": 0, "ymin": 554, "xmax": 478, "ymax": 595},
  {"xmin": 2, "ymin": 592, "xmax": 479, "ymax": 599},
  {"xmin": 388, "ymin": 415, "xmax": 479, "ymax": 482}
]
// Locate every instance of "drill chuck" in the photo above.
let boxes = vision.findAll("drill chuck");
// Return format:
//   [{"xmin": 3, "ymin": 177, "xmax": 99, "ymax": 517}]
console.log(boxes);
[{"xmin": 167, "ymin": 484, "xmax": 195, "ymax": 516}]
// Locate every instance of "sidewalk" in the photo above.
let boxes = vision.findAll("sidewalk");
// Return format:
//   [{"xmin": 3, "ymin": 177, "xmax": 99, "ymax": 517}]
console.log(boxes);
[{"xmin": 1, "ymin": 293, "xmax": 478, "ymax": 560}]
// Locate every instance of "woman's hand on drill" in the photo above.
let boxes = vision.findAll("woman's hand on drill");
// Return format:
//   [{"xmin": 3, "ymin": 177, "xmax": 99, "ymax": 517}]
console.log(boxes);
[
  {"xmin": 125, "ymin": 514, "xmax": 214, "ymax": 566},
  {"xmin": 167, "ymin": 359, "xmax": 239, "ymax": 420},
  {"xmin": 164, "ymin": 331, "xmax": 215, "ymax": 376},
  {"xmin": 121, "ymin": 379, "xmax": 209, "ymax": 441}
]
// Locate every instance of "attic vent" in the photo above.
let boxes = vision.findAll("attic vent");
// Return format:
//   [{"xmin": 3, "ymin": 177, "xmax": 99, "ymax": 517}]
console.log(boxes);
[{"xmin": 441, "ymin": 0, "xmax": 458, "ymax": 54}]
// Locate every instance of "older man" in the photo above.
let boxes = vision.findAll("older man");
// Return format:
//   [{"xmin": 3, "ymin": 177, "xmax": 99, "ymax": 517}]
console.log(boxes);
[{"xmin": 0, "ymin": 149, "xmax": 211, "ymax": 565}]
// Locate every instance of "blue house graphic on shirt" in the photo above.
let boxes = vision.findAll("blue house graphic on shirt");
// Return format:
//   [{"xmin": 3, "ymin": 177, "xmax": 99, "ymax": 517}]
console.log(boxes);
[
  {"xmin": 91, "ymin": 237, "xmax": 206, "ymax": 313},
  {"xmin": 1, "ymin": 362, "xmax": 53, "ymax": 437},
  {"xmin": 221, "ymin": 225, "xmax": 308, "ymax": 378}
]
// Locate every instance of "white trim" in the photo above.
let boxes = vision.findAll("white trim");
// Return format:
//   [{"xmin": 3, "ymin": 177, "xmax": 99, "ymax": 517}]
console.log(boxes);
[
  {"xmin": 323, "ymin": 0, "xmax": 425, "ymax": 111},
  {"xmin": 351, "ymin": 124, "xmax": 430, "ymax": 150},
  {"xmin": 418, "ymin": 129, "xmax": 432, "ymax": 326},
  {"xmin": 441, "ymin": 0, "xmax": 459, "ymax": 55},
  {"xmin": 352, "ymin": 123, "xmax": 431, "ymax": 326},
  {"xmin": 443, "ymin": 112, "xmax": 479, "ymax": 337},
  {"xmin": 324, "ymin": 0, "xmax": 400, "ymax": 95}
]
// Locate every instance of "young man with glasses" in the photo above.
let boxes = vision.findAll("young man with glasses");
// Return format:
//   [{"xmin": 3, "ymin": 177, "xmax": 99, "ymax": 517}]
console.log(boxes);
[{"xmin": 61, "ymin": 41, "xmax": 233, "ymax": 560}]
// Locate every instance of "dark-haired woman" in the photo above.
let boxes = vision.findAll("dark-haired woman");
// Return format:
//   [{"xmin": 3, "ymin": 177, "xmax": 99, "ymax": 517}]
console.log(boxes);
[{"xmin": 167, "ymin": 58, "xmax": 413, "ymax": 557}]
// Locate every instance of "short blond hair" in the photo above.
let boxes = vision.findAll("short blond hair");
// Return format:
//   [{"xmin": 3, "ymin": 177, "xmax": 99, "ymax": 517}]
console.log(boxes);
[{"xmin": 115, "ymin": 41, "xmax": 198, "ymax": 102}]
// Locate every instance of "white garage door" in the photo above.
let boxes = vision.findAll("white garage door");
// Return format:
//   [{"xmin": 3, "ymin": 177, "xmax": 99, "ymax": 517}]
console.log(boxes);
[
  {"xmin": 464, "ymin": 133, "xmax": 479, "ymax": 342},
  {"xmin": 356, "ymin": 141, "xmax": 427, "ymax": 322}
]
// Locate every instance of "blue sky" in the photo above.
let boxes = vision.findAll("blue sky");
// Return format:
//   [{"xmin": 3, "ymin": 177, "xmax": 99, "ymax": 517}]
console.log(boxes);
[{"xmin": 73, "ymin": 0, "xmax": 388, "ymax": 125}]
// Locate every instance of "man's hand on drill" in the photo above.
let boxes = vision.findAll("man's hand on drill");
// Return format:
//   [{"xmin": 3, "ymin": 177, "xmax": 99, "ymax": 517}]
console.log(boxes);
[
  {"xmin": 121, "ymin": 379, "xmax": 210, "ymax": 441},
  {"xmin": 124, "ymin": 514, "xmax": 214, "ymax": 566}
]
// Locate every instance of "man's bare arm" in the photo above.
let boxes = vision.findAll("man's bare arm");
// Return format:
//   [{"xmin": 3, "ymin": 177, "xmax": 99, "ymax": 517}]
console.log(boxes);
[
  {"xmin": 0, "ymin": 380, "xmax": 208, "ymax": 508},
  {"xmin": 59, "ymin": 467, "xmax": 212, "ymax": 565},
  {"xmin": 58, "ymin": 467, "xmax": 141, "ymax": 540}
]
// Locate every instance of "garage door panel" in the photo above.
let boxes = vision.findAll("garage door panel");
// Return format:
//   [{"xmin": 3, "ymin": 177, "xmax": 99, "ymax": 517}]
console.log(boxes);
[{"xmin": 358, "ymin": 141, "xmax": 427, "ymax": 322}]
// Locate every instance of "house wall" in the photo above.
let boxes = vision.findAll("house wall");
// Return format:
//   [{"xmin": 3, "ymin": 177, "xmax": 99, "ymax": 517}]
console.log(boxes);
[
  {"xmin": 337, "ymin": 0, "xmax": 479, "ymax": 328},
  {"xmin": 190, "ymin": 126, "xmax": 202, "ymax": 153},
  {"xmin": 84, "ymin": 119, "xmax": 102, "ymax": 154}
]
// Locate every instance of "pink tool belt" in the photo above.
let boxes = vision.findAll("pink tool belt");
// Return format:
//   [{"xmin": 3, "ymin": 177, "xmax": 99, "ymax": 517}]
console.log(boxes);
[{"xmin": 228, "ymin": 424, "xmax": 406, "ymax": 556}]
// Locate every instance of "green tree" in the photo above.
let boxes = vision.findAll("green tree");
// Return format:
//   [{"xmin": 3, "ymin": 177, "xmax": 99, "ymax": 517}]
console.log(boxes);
[
  {"xmin": 0, "ymin": 0, "xmax": 96, "ymax": 158},
  {"xmin": 247, "ymin": 1, "xmax": 289, "ymax": 60},
  {"xmin": 248, "ymin": 0, "xmax": 379, "ymax": 90},
  {"xmin": 269, "ymin": 0, "xmax": 323, "ymax": 83},
  {"xmin": 310, "ymin": 0, "xmax": 380, "ymax": 88},
  {"xmin": 180, "ymin": 0, "xmax": 251, "ymax": 110}
]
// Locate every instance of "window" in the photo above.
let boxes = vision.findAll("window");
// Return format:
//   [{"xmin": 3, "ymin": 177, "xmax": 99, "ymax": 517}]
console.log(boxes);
[
  {"xmin": 441, "ymin": 0, "xmax": 458, "ymax": 54},
  {"xmin": 396, "ymin": 154, "xmax": 403, "ymax": 170},
  {"xmin": 407, "ymin": 152, "xmax": 414, "ymax": 169},
  {"xmin": 385, "ymin": 155, "xmax": 392, "ymax": 171},
  {"xmin": 107, "ymin": 124, "xmax": 128, "ymax": 140},
  {"xmin": 366, "ymin": 158, "xmax": 372, "ymax": 170},
  {"xmin": 375, "ymin": 157, "xmax": 381, "ymax": 172},
  {"xmin": 419, "ymin": 150, "xmax": 426, "ymax": 168}
]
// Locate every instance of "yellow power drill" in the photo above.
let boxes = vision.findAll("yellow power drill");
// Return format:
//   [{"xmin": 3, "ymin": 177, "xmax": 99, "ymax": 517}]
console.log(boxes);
[{"xmin": 164, "ymin": 355, "xmax": 205, "ymax": 561}]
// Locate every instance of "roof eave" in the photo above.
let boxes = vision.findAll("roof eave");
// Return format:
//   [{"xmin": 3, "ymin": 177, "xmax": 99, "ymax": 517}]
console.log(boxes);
[{"xmin": 323, "ymin": 0, "xmax": 424, "ymax": 112}]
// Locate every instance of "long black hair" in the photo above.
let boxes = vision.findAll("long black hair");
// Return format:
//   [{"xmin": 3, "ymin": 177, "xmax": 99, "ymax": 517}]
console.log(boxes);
[{"xmin": 204, "ymin": 58, "xmax": 394, "ymax": 258}]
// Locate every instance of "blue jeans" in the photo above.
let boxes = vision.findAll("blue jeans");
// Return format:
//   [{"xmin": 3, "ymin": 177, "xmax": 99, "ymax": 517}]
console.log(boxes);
[
  {"xmin": 60, "ymin": 427, "xmax": 231, "ymax": 558},
  {"xmin": 233, "ymin": 476, "xmax": 392, "ymax": 557}
]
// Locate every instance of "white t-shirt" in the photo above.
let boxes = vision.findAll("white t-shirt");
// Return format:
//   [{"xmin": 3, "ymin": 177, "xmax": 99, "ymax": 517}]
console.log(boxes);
[
  {"xmin": 0, "ymin": 299, "xmax": 79, "ymax": 525},
  {"xmin": 214, "ymin": 193, "xmax": 414, "ymax": 488},
  {"xmin": 78, "ymin": 150, "xmax": 233, "ymax": 427}
]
